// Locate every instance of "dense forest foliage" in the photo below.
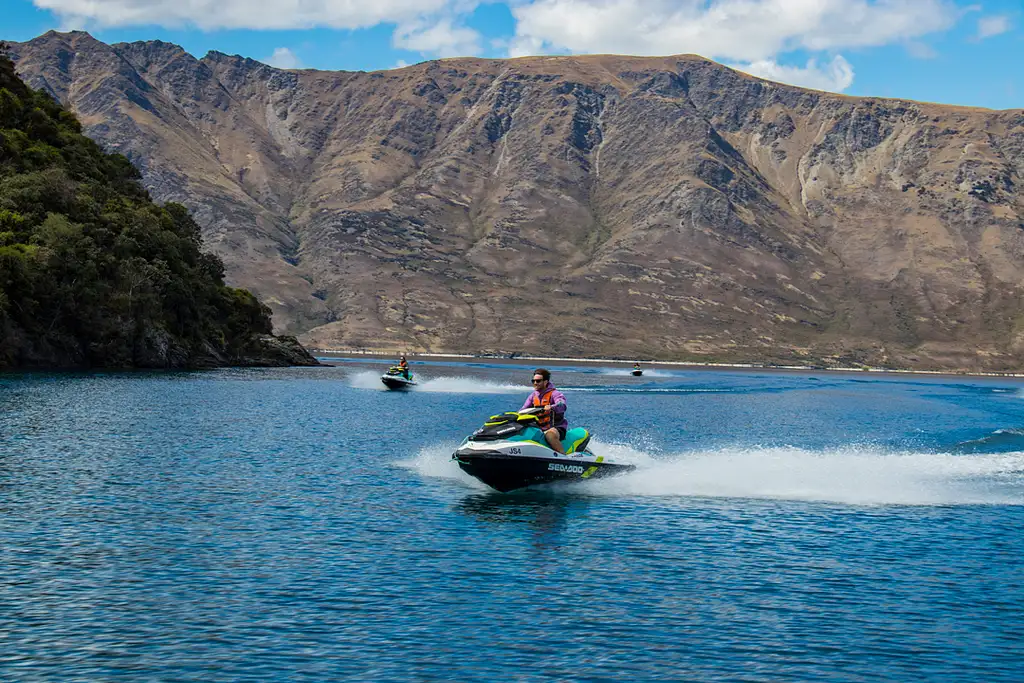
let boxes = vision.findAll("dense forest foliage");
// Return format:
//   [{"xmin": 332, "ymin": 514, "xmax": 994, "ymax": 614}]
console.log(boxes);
[{"xmin": 0, "ymin": 49, "xmax": 294, "ymax": 369}]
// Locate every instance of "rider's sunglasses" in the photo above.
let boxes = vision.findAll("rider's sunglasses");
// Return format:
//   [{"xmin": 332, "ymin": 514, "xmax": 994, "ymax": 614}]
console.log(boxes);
[{"xmin": 531, "ymin": 378, "xmax": 544, "ymax": 383}]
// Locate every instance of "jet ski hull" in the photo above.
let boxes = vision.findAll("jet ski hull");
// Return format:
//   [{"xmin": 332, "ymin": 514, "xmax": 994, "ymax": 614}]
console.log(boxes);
[
  {"xmin": 453, "ymin": 440, "xmax": 635, "ymax": 492},
  {"xmin": 381, "ymin": 375, "xmax": 415, "ymax": 390},
  {"xmin": 632, "ymin": 370, "xmax": 643, "ymax": 376}
]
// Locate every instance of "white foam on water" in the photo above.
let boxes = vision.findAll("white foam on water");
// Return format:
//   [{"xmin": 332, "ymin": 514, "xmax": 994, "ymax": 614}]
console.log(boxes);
[
  {"xmin": 347, "ymin": 370, "xmax": 391, "ymax": 390},
  {"xmin": 566, "ymin": 387, "xmax": 730, "ymax": 394},
  {"xmin": 346, "ymin": 371, "xmax": 526, "ymax": 394},
  {"xmin": 395, "ymin": 442, "xmax": 486, "ymax": 489},
  {"xmin": 584, "ymin": 446, "xmax": 1024, "ymax": 506},
  {"xmin": 599, "ymin": 368, "xmax": 675, "ymax": 378},
  {"xmin": 414, "ymin": 377, "xmax": 527, "ymax": 394},
  {"xmin": 407, "ymin": 437, "xmax": 1024, "ymax": 505}
]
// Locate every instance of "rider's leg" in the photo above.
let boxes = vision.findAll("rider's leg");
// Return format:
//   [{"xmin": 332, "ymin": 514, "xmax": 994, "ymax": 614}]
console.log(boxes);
[{"xmin": 544, "ymin": 427, "xmax": 566, "ymax": 454}]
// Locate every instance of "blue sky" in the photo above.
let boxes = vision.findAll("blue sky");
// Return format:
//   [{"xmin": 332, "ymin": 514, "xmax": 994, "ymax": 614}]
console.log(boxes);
[{"xmin": 2, "ymin": 0, "xmax": 1021, "ymax": 109}]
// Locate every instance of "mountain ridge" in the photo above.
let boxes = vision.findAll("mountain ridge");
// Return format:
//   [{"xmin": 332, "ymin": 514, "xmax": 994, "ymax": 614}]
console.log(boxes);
[{"xmin": 9, "ymin": 31, "xmax": 1024, "ymax": 370}]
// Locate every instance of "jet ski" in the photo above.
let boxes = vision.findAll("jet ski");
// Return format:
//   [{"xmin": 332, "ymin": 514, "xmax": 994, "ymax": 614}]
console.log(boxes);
[
  {"xmin": 381, "ymin": 366, "xmax": 416, "ymax": 390},
  {"xmin": 452, "ymin": 407, "xmax": 635, "ymax": 492},
  {"xmin": 632, "ymin": 368, "xmax": 643, "ymax": 376}
]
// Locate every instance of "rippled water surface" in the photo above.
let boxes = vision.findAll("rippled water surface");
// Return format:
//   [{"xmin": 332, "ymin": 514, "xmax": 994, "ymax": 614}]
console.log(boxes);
[{"xmin": 2, "ymin": 360, "xmax": 1024, "ymax": 681}]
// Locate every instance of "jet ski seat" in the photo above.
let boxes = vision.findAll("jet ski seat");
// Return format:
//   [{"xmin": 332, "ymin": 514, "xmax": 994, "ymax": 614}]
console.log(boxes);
[{"xmin": 563, "ymin": 427, "xmax": 591, "ymax": 455}]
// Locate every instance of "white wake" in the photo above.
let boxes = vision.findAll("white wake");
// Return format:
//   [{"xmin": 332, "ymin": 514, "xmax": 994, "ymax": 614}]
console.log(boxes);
[
  {"xmin": 347, "ymin": 371, "xmax": 526, "ymax": 394},
  {"xmin": 403, "ymin": 440, "xmax": 1024, "ymax": 506},
  {"xmin": 599, "ymin": 368, "xmax": 676, "ymax": 378}
]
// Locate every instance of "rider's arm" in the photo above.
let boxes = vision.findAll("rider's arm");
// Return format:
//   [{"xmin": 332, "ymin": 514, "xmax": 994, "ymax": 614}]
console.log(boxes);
[
  {"xmin": 550, "ymin": 389, "xmax": 567, "ymax": 415},
  {"xmin": 521, "ymin": 393, "xmax": 535, "ymax": 411}
]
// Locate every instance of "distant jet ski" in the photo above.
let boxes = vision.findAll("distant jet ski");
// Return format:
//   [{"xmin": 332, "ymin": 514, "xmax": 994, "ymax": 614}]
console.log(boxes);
[
  {"xmin": 632, "ymin": 363, "xmax": 643, "ymax": 376},
  {"xmin": 452, "ymin": 407, "xmax": 635, "ymax": 492},
  {"xmin": 381, "ymin": 366, "xmax": 416, "ymax": 390}
]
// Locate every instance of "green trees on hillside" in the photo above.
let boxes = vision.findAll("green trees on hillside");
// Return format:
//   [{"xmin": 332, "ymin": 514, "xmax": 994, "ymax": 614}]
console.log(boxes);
[{"xmin": 0, "ymin": 50, "xmax": 275, "ymax": 368}]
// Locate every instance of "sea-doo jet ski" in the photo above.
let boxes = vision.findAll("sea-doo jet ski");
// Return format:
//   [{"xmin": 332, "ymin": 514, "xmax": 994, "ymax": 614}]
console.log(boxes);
[
  {"xmin": 381, "ymin": 366, "xmax": 416, "ymax": 390},
  {"xmin": 452, "ymin": 407, "xmax": 635, "ymax": 492},
  {"xmin": 632, "ymin": 369, "xmax": 643, "ymax": 376}
]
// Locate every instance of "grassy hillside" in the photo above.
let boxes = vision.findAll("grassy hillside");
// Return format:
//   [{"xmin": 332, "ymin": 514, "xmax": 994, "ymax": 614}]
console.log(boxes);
[{"xmin": 0, "ymin": 49, "xmax": 295, "ymax": 368}]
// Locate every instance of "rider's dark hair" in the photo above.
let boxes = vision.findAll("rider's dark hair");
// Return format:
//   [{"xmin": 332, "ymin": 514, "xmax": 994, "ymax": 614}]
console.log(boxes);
[{"xmin": 533, "ymin": 368, "xmax": 550, "ymax": 380}]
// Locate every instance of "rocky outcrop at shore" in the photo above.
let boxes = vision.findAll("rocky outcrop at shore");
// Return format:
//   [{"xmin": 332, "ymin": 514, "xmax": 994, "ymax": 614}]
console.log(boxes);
[{"xmin": 0, "ymin": 51, "xmax": 319, "ymax": 371}]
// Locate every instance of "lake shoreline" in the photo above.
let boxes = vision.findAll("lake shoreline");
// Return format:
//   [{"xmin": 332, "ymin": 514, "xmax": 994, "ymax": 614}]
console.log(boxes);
[{"xmin": 311, "ymin": 349, "xmax": 1024, "ymax": 380}]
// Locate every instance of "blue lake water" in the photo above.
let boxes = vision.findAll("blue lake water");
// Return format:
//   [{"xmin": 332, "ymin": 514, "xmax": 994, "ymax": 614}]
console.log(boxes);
[{"xmin": 2, "ymin": 360, "xmax": 1023, "ymax": 681}]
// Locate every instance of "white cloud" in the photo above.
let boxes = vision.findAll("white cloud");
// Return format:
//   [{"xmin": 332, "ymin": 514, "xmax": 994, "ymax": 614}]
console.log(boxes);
[
  {"xmin": 393, "ymin": 17, "xmax": 483, "ymax": 57},
  {"xmin": 32, "ymin": 0, "xmax": 978, "ymax": 89},
  {"xmin": 32, "ymin": 0, "xmax": 454, "ymax": 30},
  {"xmin": 905, "ymin": 41, "xmax": 938, "ymax": 59},
  {"xmin": 264, "ymin": 47, "xmax": 302, "ymax": 68},
  {"xmin": 977, "ymin": 15, "xmax": 1011, "ymax": 39},
  {"xmin": 509, "ymin": 0, "xmax": 961, "ymax": 62},
  {"xmin": 732, "ymin": 55, "xmax": 855, "ymax": 93}
]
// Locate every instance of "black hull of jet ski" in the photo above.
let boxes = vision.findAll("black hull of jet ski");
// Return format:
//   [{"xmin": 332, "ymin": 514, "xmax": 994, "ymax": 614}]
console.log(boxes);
[
  {"xmin": 632, "ymin": 370, "xmax": 643, "ymax": 376},
  {"xmin": 454, "ymin": 451, "xmax": 635, "ymax": 493},
  {"xmin": 381, "ymin": 376, "xmax": 415, "ymax": 390}
]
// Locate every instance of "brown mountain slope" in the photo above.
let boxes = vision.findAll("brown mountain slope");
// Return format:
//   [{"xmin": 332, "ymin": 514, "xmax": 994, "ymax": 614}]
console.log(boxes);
[{"xmin": 10, "ymin": 31, "xmax": 1024, "ymax": 370}]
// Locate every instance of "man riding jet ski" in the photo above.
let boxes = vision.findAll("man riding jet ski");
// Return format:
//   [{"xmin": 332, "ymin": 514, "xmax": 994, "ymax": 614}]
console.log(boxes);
[
  {"xmin": 381, "ymin": 356, "xmax": 416, "ymax": 389},
  {"xmin": 452, "ymin": 369, "xmax": 634, "ymax": 492},
  {"xmin": 522, "ymin": 368, "xmax": 568, "ymax": 453}
]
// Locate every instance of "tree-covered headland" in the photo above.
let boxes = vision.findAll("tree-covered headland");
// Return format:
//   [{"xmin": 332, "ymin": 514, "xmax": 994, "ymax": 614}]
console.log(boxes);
[{"xmin": 0, "ymin": 49, "xmax": 316, "ymax": 368}]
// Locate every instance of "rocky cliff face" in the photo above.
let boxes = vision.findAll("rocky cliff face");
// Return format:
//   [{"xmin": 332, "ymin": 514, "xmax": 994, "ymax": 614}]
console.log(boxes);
[{"xmin": 11, "ymin": 31, "xmax": 1024, "ymax": 370}]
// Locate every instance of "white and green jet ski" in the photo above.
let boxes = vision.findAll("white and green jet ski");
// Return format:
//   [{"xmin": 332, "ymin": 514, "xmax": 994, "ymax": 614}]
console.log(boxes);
[
  {"xmin": 452, "ymin": 407, "xmax": 635, "ymax": 492},
  {"xmin": 381, "ymin": 366, "xmax": 416, "ymax": 390}
]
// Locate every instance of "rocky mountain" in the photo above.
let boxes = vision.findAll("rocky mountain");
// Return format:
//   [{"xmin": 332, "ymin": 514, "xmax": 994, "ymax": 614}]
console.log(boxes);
[{"xmin": 9, "ymin": 31, "xmax": 1024, "ymax": 370}]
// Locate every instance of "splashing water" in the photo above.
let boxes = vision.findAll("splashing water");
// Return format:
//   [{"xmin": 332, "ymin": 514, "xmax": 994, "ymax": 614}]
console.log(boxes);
[
  {"xmin": 587, "ymin": 446, "xmax": 1024, "ymax": 505},
  {"xmin": 347, "ymin": 371, "xmax": 526, "ymax": 393},
  {"xmin": 414, "ymin": 376, "xmax": 527, "ymax": 394},
  {"xmin": 347, "ymin": 370, "xmax": 391, "ymax": 390},
  {"xmin": 599, "ymin": 368, "xmax": 676, "ymax": 378},
  {"xmin": 394, "ymin": 442, "xmax": 485, "ymax": 488},
  {"xmin": 404, "ymin": 440, "xmax": 1024, "ymax": 506}
]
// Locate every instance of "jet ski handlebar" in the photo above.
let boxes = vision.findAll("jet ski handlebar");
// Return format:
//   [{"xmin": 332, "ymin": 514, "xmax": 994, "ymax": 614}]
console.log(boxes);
[{"xmin": 518, "ymin": 406, "xmax": 550, "ymax": 416}]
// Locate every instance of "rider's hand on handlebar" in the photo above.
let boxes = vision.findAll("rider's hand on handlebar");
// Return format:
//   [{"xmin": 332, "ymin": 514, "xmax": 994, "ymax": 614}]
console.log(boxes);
[{"xmin": 543, "ymin": 404, "xmax": 552, "ymax": 413}]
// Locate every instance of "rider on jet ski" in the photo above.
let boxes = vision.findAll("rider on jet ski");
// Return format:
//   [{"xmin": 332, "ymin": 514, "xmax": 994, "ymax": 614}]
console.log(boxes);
[
  {"xmin": 522, "ymin": 368, "xmax": 568, "ymax": 454},
  {"xmin": 398, "ymin": 355, "xmax": 410, "ymax": 379}
]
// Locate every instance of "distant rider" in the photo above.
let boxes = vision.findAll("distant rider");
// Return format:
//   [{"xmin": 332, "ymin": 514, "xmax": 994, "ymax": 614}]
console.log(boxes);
[
  {"xmin": 522, "ymin": 368, "xmax": 568, "ymax": 454},
  {"xmin": 399, "ymin": 355, "xmax": 410, "ymax": 379}
]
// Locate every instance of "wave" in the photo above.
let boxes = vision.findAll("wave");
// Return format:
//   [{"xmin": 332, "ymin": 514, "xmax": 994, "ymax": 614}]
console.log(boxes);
[
  {"xmin": 563, "ymin": 386, "xmax": 731, "ymax": 394},
  {"xmin": 346, "ymin": 370, "xmax": 526, "ymax": 394},
  {"xmin": 403, "ymin": 440, "xmax": 1024, "ymax": 506},
  {"xmin": 953, "ymin": 428, "xmax": 1024, "ymax": 453}
]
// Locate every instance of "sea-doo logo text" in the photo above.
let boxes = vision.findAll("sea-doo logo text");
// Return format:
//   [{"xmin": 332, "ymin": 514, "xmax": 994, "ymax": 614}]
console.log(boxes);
[
  {"xmin": 548, "ymin": 463, "xmax": 585, "ymax": 474},
  {"xmin": 496, "ymin": 426, "xmax": 516, "ymax": 434}
]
